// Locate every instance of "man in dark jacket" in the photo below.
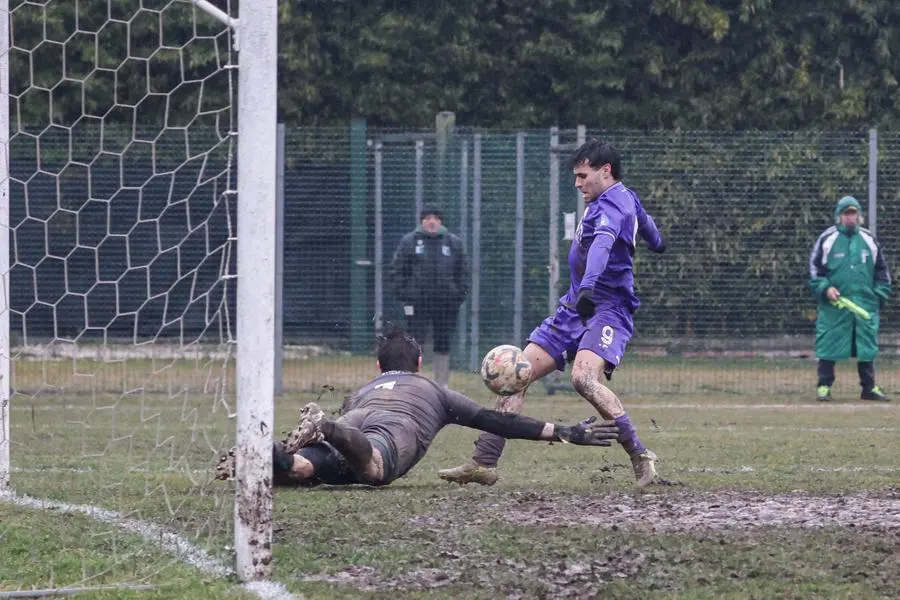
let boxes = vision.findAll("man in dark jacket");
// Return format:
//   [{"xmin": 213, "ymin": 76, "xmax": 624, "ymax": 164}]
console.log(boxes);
[
  {"xmin": 809, "ymin": 196, "xmax": 892, "ymax": 402},
  {"xmin": 389, "ymin": 206, "xmax": 469, "ymax": 387}
]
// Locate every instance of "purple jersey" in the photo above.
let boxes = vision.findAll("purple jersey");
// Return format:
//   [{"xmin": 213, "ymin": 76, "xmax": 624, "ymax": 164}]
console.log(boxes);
[{"xmin": 564, "ymin": 182, "xmax": 663, "ymax": 313}]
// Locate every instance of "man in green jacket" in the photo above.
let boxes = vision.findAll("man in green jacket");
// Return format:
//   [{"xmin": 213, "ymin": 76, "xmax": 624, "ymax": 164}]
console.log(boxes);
[{"xmin": 808, "ymin": 196, "xmax": 892, "ymax": 402}]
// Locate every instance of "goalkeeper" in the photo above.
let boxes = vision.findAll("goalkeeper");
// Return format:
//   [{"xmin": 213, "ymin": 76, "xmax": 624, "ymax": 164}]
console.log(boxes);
[
  {"xmin": 215, "ymin": 325, "xmax": 619, "ymax": 487},
  {"xmin": 808, "ymin": 196, "xmax": 892, "ymax": 402}
]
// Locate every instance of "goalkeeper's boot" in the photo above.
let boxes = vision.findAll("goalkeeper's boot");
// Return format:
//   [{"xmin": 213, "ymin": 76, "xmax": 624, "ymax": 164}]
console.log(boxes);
[
  {"xmin": 631, "ymin": 449, "xmax": 660, "ymax": 488},
  {"xmin": 816, "ymin": 385, "xmax": 832, "ymax": 402},
  {"xmin": 283, "ymin": 402, "xmax": 325, "ymax": 454},
  {"xmin": 214, "ymin": 446, "xmax": 236, "ymax": 481},
  {"xmin": 861, "ymin": 386, "xmax": 890, "ymax": 402},
  {"xmin": 437, "ymin": 461, "xmax": 499, "ymax": 486}
]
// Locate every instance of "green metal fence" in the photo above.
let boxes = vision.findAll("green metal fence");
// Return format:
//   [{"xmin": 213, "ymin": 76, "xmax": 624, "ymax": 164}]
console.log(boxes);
[
  {"xmin": 285, "ymin": 126, "xmax": 896, "ymax": 344},
  {"xmin": 12, "ymin": 123, "xmax": 899, "ymax": 395}
]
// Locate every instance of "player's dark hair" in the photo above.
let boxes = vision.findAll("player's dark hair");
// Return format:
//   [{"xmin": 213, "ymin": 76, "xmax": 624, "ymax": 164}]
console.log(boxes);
[
  {"xmin": 376, "ymin": 324, "xmax": 422, "ymax": 373},
  {"xmin": 570, "ymin": 139, "xmax": 621, "ymax": 180}
]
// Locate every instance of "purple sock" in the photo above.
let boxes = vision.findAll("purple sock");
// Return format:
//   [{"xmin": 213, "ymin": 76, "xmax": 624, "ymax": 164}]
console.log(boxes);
[{"xmin": 615, "ymin": 414, "xmax": 646, "ymax": 457}]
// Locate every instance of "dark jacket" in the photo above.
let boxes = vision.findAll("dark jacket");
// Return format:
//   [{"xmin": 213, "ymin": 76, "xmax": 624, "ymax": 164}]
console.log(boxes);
[{"xmin": 390, "ymin": 227, "xmax": 470, "ymax": 307}]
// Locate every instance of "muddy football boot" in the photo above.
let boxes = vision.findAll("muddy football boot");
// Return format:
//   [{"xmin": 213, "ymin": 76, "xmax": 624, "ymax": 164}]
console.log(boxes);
[
  {"xmin": 215, "ymin": 446, "xmax": 236, "ymax": 481},
  {"xmin": 861, "ymin": 386, "xmax": 890, "ymax": 402},
  {"xmin": 283, "ymin": 402, "xmax": 325, "ymax": 454},
  {"xmin": 437, "ymin": 461, "xmax": 499, "ymax": 486},
  {"xmin": 816, "ymin": 385, "xmax": 832, "ymax": 402},
  {"xmin": 631, "ymin": 449, "xmax": 659, "ymax": 488}
]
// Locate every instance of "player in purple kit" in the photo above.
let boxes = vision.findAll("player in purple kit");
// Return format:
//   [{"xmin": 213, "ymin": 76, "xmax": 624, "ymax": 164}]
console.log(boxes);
[{"xmin": 439, "ymin": 138, "xmax": 667, "ymax": 488}]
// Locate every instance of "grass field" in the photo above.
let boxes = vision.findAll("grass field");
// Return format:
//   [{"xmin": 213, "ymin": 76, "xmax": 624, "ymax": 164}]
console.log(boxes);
[{"xmin": 2, "ymin": 353, "xmax": 899, "ymax": 599}]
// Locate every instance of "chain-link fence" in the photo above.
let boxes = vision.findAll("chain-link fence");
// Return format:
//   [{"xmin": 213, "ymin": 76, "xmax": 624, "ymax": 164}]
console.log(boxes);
[
  {"xmin": 11, "ymin": 124, "xmax": 900, "ymax": 396},
  {"xmin": 277, "ymin": 124, "xmax": 900, "ymax": 397}
]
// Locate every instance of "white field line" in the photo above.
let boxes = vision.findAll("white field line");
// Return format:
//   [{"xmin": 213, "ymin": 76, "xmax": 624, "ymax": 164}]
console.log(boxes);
[
  {"xmin": 10, "ymin": 402, "xmax": 900, "ymax": 413},
  {"xmin": 11, "ymin": 467, "xmax": 211, "ymax": 474},
  {"xmin": 677, "ymin": 465, "xmax": 900, "ymax": 474},
  {"xmin": 633, "ymin": 403, "xmax": 900, "ymax": 410},
  {"xmin": 11, "ymin": 464, "xmax": 900, "ymax": 477},
  {"xmin": 0, "ymin": 490, "xmax": 299, "ymax": 600},
  {"xmin": 650, "ymin": 426, "xmax": 899, "ymax": 432}
]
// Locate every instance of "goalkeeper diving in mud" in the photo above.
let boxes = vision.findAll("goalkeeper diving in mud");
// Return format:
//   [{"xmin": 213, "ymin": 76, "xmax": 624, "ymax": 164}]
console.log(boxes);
[{"xmin": 215, "ymin": 325, "xmax": 619, "ymax": 487}]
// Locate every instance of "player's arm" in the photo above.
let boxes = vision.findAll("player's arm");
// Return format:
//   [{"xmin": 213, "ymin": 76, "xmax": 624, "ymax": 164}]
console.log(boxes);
[
  {"xmin": 574, "ymin": 203, "xmax": 622, "ymax": 320},
  {"xmin": 808, "ymin": 231, "xmax": 833, "ymax": 299},
  {"xmin": 443, "ymin": 390, "xmax": 618, "ymax": 446},
  {"xmin": 389, "ymin": 234, "xmax": 414, "ymax": 301},
  {"xmin": 635, "ymin": 197, "xmax": 665, "ymax": 253},
  {"xmin": 453, "ymin": 234, "xmax": 470, "ymax": 301},
  {"xmin": 873, "ymin": 239, "xmax": 892, "ymax": 304},
  {"xmin": 471, "ymin": 410, "xmax": 618, "ymax": 446}
]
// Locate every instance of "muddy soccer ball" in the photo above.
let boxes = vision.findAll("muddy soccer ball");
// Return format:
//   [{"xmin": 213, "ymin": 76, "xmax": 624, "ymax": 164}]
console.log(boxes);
[{"xmin": 480, "ymin": 344, "xmax": 532, "ymax": 395}]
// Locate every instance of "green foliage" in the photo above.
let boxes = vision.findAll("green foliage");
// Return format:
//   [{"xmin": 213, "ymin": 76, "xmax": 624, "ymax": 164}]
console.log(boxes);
[
  {"xmin": 274, "ymin": 0, "xmax": 900, "ymax": 128},
  {"xmin": 11, "ymin": 1, "xmax": 900, "ymax": 129}
]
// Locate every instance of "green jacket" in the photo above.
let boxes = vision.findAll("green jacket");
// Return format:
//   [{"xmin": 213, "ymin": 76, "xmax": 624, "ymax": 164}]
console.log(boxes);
[{"xmin": 808, "ymin": 225, "xmax": 892, "ymax": 361}]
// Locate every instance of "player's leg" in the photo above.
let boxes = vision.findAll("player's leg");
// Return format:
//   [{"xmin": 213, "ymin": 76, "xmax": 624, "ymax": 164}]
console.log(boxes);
[
  {"xmin": 858, "ymin": 362, "xmax": 889, "ymax": 401},
  {"xmin": 213, "ymin": 440, "xmax": 328, "ymax": 486},
  {"xmin": 572, "ymin": 308, "xmax": 659, "ymax": 487},
  {"xmin": 404, "ymin": 301, "xmax": 429, "ymax": 352},
  {"xmin": 290, "ymin": 402, "xmax": 387, "ymax": 483},
  {"xmin": 816, "ymin": 359, "xmax": 836, "ymax": 402},
  {"xmin": 431, "ymin": 305, "xmax": 457, "ymax": 387},
  {"xmin": 437, "ymin": 339, "xmax": 559, "ymax": 485},
  {"xmin": 855, "ymin": 314, "xmax": 889, "ymax": 401}
]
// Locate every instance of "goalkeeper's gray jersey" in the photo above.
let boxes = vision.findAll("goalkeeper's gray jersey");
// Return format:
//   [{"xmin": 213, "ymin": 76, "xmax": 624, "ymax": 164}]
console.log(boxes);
[{"xmin": 339, "ymin": 371, "xmax": 483, "ymax": 476}]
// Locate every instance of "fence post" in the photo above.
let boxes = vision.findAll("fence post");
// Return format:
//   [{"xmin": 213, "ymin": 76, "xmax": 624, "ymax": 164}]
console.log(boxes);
[
  {"xmin": 350, "ymin": 119, "xmax": 369, "ymax": 352},
  {"xmin": 274, "ymin": 123, "xmax": 284, "ymax": 395},
  {"xmin": 575, "ymin": 125, "xmax": 586, "ymax": 221},
  {"xmin": 470, "ymin": 134, "xmax": 482, "ymax": 371},
  {"xmin": 868, "ymin": 128, "xmax": 878, "ymax": 238},
  {"xmin": 373, "ymin": 140, "xmax": 384, "ymax": 333},
  {"xmin": 458, "ymin": 140, "xmax": 469, "ymax": 365},
  {"xmin": 548, "ymin": 127, "xmax": 559, "ymax": 316},
  {"xmin": 514, "ymin": 132, "xmax": 525, "ymax": 344},
  {"xmin": 415, "ymin": 140, "xmax": 425, "ymax": 225}
]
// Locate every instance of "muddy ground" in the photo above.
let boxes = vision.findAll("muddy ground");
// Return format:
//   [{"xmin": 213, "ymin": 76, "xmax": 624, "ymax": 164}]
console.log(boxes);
[{"xmin": 298, "ymin": 489, "xmax": 900, "ymax": 597}]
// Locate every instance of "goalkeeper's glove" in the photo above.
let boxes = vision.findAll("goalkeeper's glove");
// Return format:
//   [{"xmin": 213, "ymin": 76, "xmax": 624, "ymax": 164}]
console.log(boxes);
[
  {"xmin": 575, "ymin": 289, "xmax": 596, "ymax": 323},
  {"xmin": 555, "ymin": 416, "xmax": 619, "ymax": 446}
]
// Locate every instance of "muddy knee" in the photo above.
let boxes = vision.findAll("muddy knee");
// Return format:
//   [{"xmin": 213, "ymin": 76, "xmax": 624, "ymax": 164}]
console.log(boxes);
[
  {"xmin": 571, "ymin": 357, "xmax": 623, "ymax": 418},
  {"xmin": 570, "ymin": 358, "xmax": 601, "ymax": 397}
]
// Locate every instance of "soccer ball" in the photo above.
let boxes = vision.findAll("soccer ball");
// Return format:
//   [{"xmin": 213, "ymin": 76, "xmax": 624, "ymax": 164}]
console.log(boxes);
[{"xmin": 480, "ymin": 344, "xmax": 532, "ymax": 395}]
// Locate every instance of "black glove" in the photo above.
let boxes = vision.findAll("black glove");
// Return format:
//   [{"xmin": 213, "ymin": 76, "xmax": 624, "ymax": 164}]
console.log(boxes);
[
  {"xmin": 575, "ymin": 289, "xmax": 596, "ymax": 322},
  {"xmin": 555, "ymin": 416, "xmax": 620, "ymax": 446},
  {"xmin": 650, "ymin": 235, "xmax": 666, "ymax": 254}
]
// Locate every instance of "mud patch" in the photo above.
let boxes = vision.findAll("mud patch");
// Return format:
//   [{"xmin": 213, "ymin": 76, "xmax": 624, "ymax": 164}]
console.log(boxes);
[
  {"xmin": 301, "ymin": 550, "xmax": 648, "ymax": 598},
  {"xmin": 296, "ymin": 489, "xmax": 900, "ymax": 595},
  {"xmin": 413, "ymin": 489, "xmax": 900, "ymax": 533}
]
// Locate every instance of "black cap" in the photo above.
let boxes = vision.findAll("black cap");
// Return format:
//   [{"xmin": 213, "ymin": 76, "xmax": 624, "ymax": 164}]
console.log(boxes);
[{"xmin": 420, "ymin": 205, "xmax": 444, "ymax": 222}]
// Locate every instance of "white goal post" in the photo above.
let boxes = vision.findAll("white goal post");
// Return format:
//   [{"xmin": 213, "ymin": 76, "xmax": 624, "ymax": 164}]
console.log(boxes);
[
  {"xmin": 228, "ymin": 0, "xmax": 278, "ymax": 582},
  {"xmin": 0, "ymin": 0, "xmax": 277, "ymax": 586}
]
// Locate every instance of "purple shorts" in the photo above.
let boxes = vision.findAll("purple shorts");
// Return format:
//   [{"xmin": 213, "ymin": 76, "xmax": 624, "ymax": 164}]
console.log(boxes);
[{"xmin": 527, "ymin": 303, "xmax": 634, "ymax": 373}]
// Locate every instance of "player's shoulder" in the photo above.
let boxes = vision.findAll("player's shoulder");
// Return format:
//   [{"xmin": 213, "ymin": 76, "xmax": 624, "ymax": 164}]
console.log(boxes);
[
  {"xmin": 816, "ymin": 225, "xmax": 839, "ymax": 240},
  {"xmin": 858, "ymin": 226, "xmax": 877, "ymax": 239},
  {"xmin": 445, "ymin": 231, "xmax": 465, "ymax": 245},
  {"xmin": 599, "ymin": 183, "xmax": 636, "ymax": 210},
  {"xmin": 395, "ymin": 372, "xmax": 444, "ymax": 392}
]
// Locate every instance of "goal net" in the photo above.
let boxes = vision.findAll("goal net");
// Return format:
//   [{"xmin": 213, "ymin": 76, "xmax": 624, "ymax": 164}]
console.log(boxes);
[{"xmin": 0, "ymin": 0, "xmax": 275, "ymax": 592}]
